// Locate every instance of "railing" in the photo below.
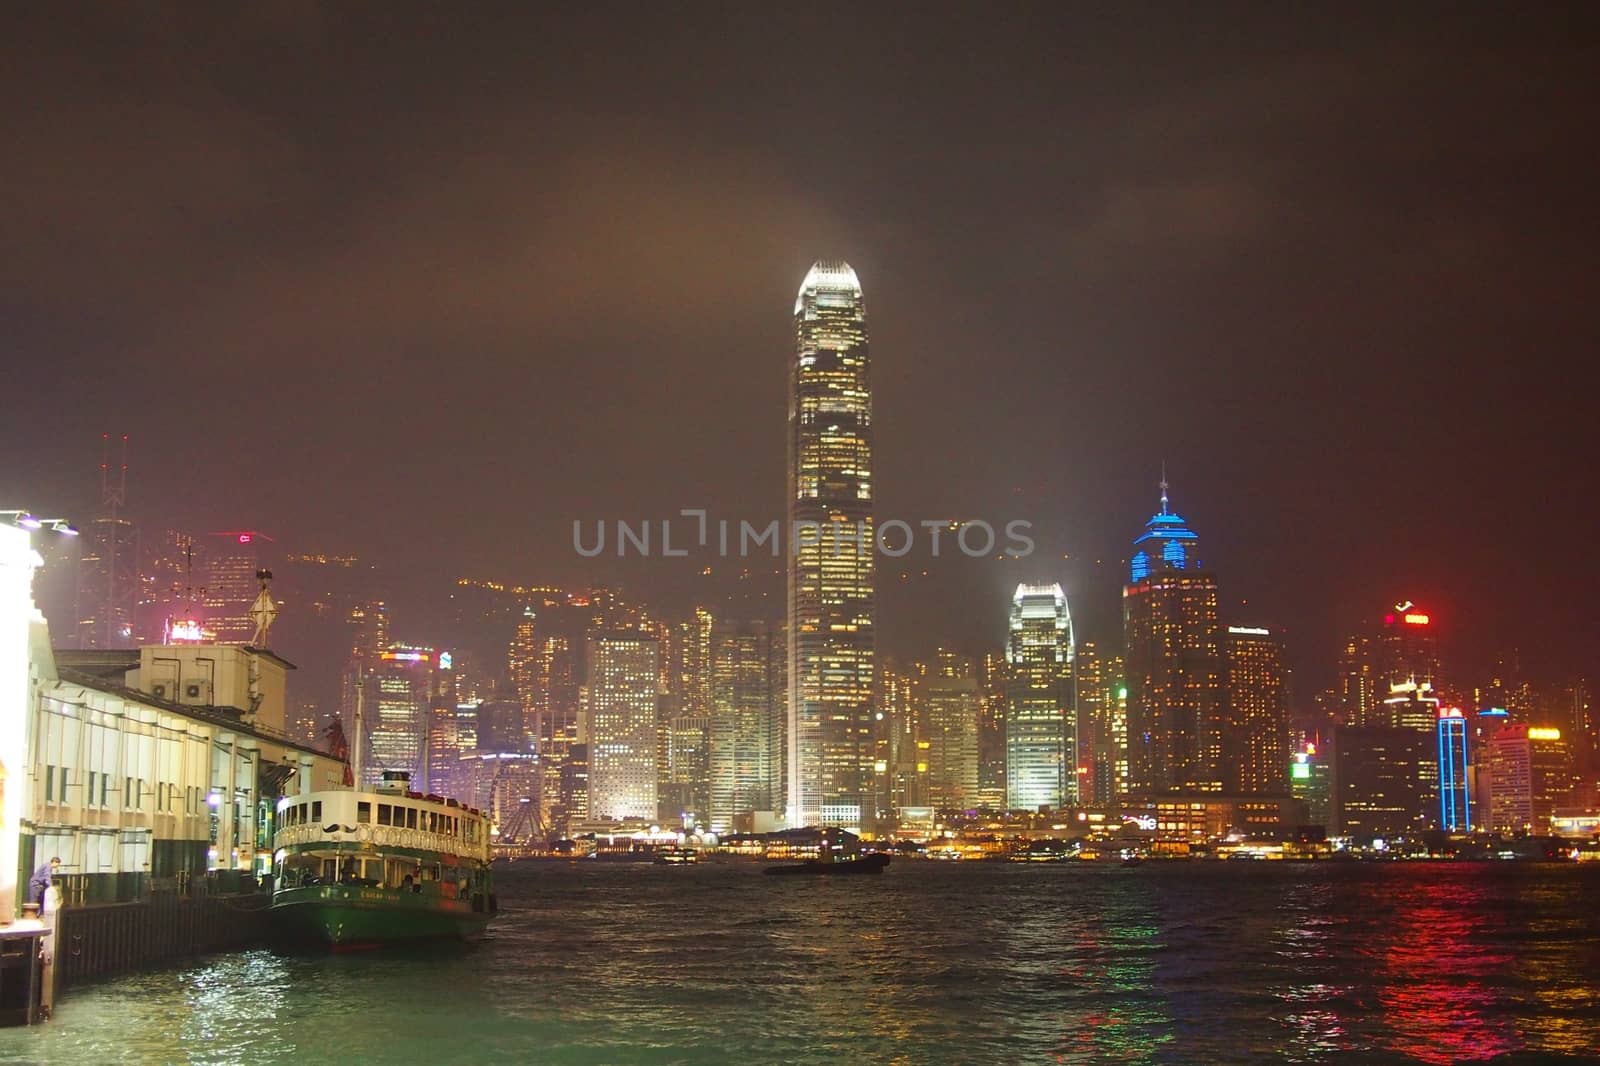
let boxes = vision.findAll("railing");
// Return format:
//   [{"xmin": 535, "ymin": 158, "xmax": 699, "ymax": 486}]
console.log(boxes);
[{"xmin": 273, "ymin": 823, "xmax": 486, "ymax": 859}]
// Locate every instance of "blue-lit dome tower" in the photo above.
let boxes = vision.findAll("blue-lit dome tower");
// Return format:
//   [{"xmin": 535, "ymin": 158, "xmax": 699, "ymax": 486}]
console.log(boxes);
[
  {"xmin": 1122, "ymin": 473, "xmax": 1224, "ymax": 795},
  {"xmin": 1128, "ymin": 477, "xmax": 1202, "ymax": 582}
]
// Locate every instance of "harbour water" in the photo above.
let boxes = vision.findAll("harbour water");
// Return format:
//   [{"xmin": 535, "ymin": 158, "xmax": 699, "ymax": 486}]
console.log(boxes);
[{"xmin": 5, "ymin": 861, "xmax": 1599, "ymax": 1064}]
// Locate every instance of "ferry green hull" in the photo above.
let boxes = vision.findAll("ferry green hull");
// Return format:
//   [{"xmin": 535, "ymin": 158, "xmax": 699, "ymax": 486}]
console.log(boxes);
[{"xmin": 271, "ymin": 885, "xmax": 493, "ymax": 949}]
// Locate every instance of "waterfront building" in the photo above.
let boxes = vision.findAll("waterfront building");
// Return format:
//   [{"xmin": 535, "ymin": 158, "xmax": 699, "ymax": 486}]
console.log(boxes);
[
  {"xmin": 1289, "ymin": 740, "xmax": 1332, "ymax": 828},
  {"xmin": 1224, "ymin": 626, "xmax": 1290, "ymax": 794},
  {"xmin": 787, "ymin": 260, "xmax": 875, "ymax": 831},
  {"xmin": 1484, "ymin": 724, "xmax": 1579, "ymax": 833},
  {"xmin": 1005, "ymin": 583, "xmax": 1074, "ymax": 810},
  {"xmin": 663, "ymin": 714, "xmax": 712, "ymax": 827},
  {"xmin": 5, "ymin": 522, "xmax": 343, "ymax": 917},
  {"xmin": 921, "ymin": 651, "xmax": 980, "ymax": 810},
  {"xmin": 1332, "ymin": 725, "xmax": 1431, "ymax": 839},
  {"xmin": 877, "ymin": 658, "xmax": 925, "ymax": 816},
  {"xmin": 977, "ymin": 652, "xmax": 1008, "ymax": 808},
  {"xmin": 709, "ymin": 619, "xmax": 779, "ymax": 833},
  {"xmin": 1436, "ymin": 708, "xmax": 1471, "ymax": 832},
  {"xmin": 584, "ymin": 634, "xmax": 660, "ymax": 822},
  {"xmin": 1123, "ymin": 480, "xmax": 1223, "ymax": 794},
  {"xmin": 1075, "ymin": 641, "xmax": 1112, "ymax": 806}
]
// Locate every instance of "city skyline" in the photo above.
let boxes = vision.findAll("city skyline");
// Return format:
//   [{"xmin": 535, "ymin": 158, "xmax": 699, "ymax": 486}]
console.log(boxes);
[{"xmin": 3, "ymin": 8, "xmax": 1597, "ymax": 694}]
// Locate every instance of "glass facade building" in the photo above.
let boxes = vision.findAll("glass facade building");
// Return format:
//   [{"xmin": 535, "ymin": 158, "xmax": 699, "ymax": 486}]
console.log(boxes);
[
  {"xmin": 1005, "ymin": 583, "xmax": 1074, "ymax": 810},
  {"xmin": 787, "ymin": 261, "xmax": 874, "ymax": 830},
  {"xmin": 585, "ymin": 634, "xmax": 661, "ymax": 822},
  {"xmin": 1123, "ymin": 483, "xmax": 1223, "ymax": 794}
]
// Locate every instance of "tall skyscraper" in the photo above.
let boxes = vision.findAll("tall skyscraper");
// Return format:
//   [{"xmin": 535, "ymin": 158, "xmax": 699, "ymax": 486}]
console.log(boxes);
[
  {"xmin": 367, "ymin": 643, "xmax": 435, "ymax": 786},
  {"xmin": 1123, "ymin": 479, "xmax": 1223, "ymax": 794},
  {"xmin": 1005, "ymin": 583, "xmax": 1074, "ymax": 810},
  {"xmin": 976, "ymin": 652, "xmax": 1008, "ymax": 809},
  {"xmin": 585, "ymin": 633, "xmax": 660, "ymax": 822},
  {"xmin": 1076, "ymin": 641, "xmax": 1113, "ymax": 805},
  {"xmin": 1436, "ymin": 708, "xmax": 1471, "ymax": 832},
  {"xmin": 922, "ymin": 651, "xmax": 980, "ymax": 810},
  {"xmin": 75, "ymin": 433, "xmax": 138, "ymax": 649},
  {"xmin": 1224, "ymin": 626, "xmax": 1290, "ymax": 794},
  {"xmin": 709, "ymin": 619, "xmax": 780, "ymax": 832},
  {"xmin": 1484, "ymin": 724, "xmax": 1578, "ymax": 832},
  {"xmin": 203, "ymin": 531, "xmax": 272, "ymax": 644},
  {"xmin": 787, "ymin": 260, "xmax": 874, "ymax": 830}
]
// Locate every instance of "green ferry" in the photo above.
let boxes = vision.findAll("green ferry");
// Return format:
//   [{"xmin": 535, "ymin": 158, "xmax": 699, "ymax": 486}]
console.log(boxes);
[{"xmin": 270, "ymin": 769, "xmax": 497, "ymax": 948}]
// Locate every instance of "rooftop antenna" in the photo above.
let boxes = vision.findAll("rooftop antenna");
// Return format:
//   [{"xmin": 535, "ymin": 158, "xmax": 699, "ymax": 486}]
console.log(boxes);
[{"xmin": 1159, "ymin": 462, "xmax": 1170, "ymax": 515}]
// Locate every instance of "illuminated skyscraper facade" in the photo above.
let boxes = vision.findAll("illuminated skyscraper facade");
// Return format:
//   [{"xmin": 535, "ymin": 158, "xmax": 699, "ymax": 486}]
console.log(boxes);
[
  {"xmin": 585, "ymin": 634, "xmax": 660, "ymax": 822},
  {"xmin": 787, "ymin": 261, "xmax": 874, "ymax": 829},
  {"xmin": 1224, "ymin": 626, "xmax": 1290, "ymax": 794},
  {"xmin": 1123, "ymin": 482, "xmax": 1223, "ymax": 794},
  {"xmin": 203, "ymin": 532, "xmax": 271, "ymax": 644},
  {"xmin": 367, "ymin": 644, "xmax": 435, "ymax": 786},
  {"xmin": 709, "ymin": 619, "xmax": 781, "ymax": 832},
  {"xmin": 922, "ymin": 651, "xmax": 980, "ymax": 810},
  {"xmin": 1005, "ymin": 584, "xmax": 1074, "ymax": 810},
  {"xmin": 1436, "ymin": 709, "xmax": 1471, "ymax": 831}
]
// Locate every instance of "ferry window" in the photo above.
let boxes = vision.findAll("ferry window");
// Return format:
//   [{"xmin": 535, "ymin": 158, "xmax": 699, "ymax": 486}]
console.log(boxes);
[
  {"xmin": 406, "ymin": 808, "xmax": 418, "ymax": 830},
  {"xmin": 312, "ymin": 801, "xmax": 322, "ymax": 821},
  {"xmin": 358, "ymin": 802, "xmax": 372, "ymax": 824},
  {"xmin": 299, "ymin": 803, "xmax": 309, "ymax": 825},
  {"xmin": 378, "ymin": 804, "xmax": 391, "ymax": 826}
]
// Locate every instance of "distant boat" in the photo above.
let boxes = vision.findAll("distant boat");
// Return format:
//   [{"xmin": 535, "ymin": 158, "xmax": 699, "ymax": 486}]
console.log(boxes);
[
  {"xmin": 654, "ymin": 847, "xmax": 699, "ymax": 866},
  {"xmin": 1119, "ymin": 855, "xmax": 1145, "ymax": 868},
  {"xmin": 765, "ymin": 852, "xmax": 891, "ymax": 877}
]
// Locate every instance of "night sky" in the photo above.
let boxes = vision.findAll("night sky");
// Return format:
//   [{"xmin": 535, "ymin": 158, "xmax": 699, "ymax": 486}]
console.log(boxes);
[{"xmin": 3, "ymin": 5, "xmax": 1597, "ymax": 690}]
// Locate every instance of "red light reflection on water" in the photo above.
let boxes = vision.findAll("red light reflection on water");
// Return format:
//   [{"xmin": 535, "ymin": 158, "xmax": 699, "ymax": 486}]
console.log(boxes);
[{"xmin": 1377, "ymin": 878, "xmax": 1519, "ymax": 1063}]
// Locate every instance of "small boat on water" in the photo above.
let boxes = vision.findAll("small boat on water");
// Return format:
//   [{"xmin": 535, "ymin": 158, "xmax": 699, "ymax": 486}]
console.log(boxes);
[
  {"xmin": 765, "ymin": 852, "xmax": 891, "ymax": 876},
  {"xmin": 654, "ymin": 847, "xmax": 699, "ymax": 866}
]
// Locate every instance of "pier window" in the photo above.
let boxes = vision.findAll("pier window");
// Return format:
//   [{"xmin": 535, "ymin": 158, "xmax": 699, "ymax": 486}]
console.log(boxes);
[{"xmin": 45, "ymin": 766, "xmax": 55, "ymax": 802}]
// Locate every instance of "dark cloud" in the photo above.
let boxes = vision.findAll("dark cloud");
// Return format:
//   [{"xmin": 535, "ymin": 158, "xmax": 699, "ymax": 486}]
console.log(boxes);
[{"xmin": 2, "ymin": 4, "xmax": 1596, "ymax": 688}]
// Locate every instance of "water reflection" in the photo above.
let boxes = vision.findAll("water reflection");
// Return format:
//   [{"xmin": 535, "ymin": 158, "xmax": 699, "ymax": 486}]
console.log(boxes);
[{"xmin": 1376, "ymin": 871, "xmax": 1519, "ymax": 1063}]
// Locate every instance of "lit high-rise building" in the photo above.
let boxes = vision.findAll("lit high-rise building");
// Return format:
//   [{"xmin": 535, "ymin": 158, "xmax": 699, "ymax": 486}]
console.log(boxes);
[
  {"xmin": 203, "ymin": 531, "xmax": 272, "ymax": 644},
  {"xmin": 1289, "ymin": 740, "xmax": 1332, "ymax": 828},
  {"xmin": 1377, "ymin": 602, "xmax": 1440, "ymax": 689},
  {"xmin": 922, "ymin": 651, "xmax": 980, "ymax": 810},
  {"xmin": 1484, "ymin": 724, "xmax": 1579, "ymax": 833},
  {"xmin": 975, "ymin": 653, "xmax": 1007, "ymax": 808},
  {"xmin": 787, "ymin": 260, "xmax": 874, "ymax": 830},
  {"xmin": 76, "ymin": 512, "xmax": 138, "ymax": 648},
  {"xmin": 1224, "ymin": 626, "xmax": 1290, "ymax": 794},
  {"xmin": 585, "ymin": 634, "xmax": 660, "ymax": 822},
  {"xmin": 1005, "ymin": 583, "xmax": 1074, "ymax": 810},
  {"xmin": 1123, "ymin": 479, "xmax": 1223, "ymax": 794},
  {"xmin": 709, "ymin": 619, "xmax": 780, "ymax": 832},
  {"xmin": 1436, "ymin": 708, "xmax": 1471, "ymax": 832},
  {"xmin": 1332, "ymin": 725, "xmax": 1432, "ymax": 838},
  {"xmin": 367, "ymin": 643, "xmax": 435, "ymax": 786},
  {"xmin": 663, "ymin": 715, "xmax": 713, "ymax": 827}
]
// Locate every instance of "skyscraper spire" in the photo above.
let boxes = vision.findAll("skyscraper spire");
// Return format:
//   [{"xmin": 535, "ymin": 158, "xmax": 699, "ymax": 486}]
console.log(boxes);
[{"xmin": 1159, "ymin": 462, "xmax": 1169, "ymax": 515}]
